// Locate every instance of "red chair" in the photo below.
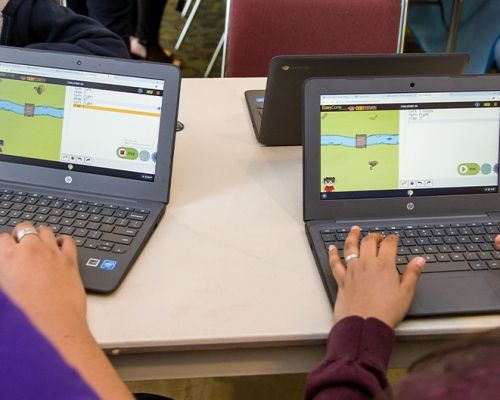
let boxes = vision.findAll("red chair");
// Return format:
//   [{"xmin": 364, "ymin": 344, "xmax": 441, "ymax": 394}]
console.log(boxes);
[{"xmin": 224, "ymin": 0, "xmax": 408, "ymax": 77}]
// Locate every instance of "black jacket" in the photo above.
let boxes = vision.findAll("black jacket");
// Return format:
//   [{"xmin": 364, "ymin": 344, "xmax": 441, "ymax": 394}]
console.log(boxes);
[{"xmin": 0, "ymin": 0, "xmax": 129, "ymax": 58}]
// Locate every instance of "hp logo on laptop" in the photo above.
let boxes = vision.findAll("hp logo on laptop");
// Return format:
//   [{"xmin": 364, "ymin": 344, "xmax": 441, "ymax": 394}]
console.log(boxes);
[
  {"xmin": 65, "ymin": 176, "xmax": 73, "ymax": 184},
  {"xmin": 407, "ymin": 202, "xmax": 414, "ymax": 210}
]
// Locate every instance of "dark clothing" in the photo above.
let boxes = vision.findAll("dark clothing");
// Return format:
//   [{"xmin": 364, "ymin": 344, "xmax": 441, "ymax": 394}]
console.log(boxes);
[
  {"xmin": 66, "ymin": 0, "xmax": 133, "ymax": 49},
  {"xmin": 1, "ymin": 0, "xmax": 129, "ymax": 58},
  {"xmin": 305, "ymin": 316, "xmax": 395, "ymax": 400},
  {"xmin": 305, "ymin": 316, "xmax": 500, "ymax": 400},
  {"xmin": 0, "ymin": 287, "xmax": 100, "ymax": 399},
  {"xmin": 135, "ymin": 0, "xmax": 167, "ymax": 47}
]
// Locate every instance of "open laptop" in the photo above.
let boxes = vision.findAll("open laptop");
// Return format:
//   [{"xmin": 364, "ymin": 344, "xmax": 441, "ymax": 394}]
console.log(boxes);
[
  {"xmin": 245, "ymin": 53, "xmax": 470, "ymax": 146},
  {"xmin": 0, "ymin": 46, "xmax": 180, "ymax": 293},
  {"xmin": 304, "ymin": 74, "xmax": 500, "ymax": 317}
]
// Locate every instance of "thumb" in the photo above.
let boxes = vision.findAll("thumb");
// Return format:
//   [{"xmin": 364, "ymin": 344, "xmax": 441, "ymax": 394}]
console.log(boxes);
[{"xmin": 400, "ymin": 257, "xmax": 425, "ymax": 295}]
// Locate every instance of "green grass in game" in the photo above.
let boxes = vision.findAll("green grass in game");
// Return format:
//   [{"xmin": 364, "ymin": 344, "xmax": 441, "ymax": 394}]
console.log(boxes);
[
  {"xmin": 0, "ymin": 78, "xmax": 65, "ymax": 161},
  {"xmin": 320, "ymin": 110, "xmax": 400, "ymax": 192}
]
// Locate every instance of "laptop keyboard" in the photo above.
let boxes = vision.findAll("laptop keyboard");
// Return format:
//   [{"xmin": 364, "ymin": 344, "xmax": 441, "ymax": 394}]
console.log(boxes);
[
  {"xmin": 0, "ymin": 189, "xmax": 150, "ymax": 254},
  {"xmin": 321, "ymin": 222, "xmax": 500, "ymax": 274}
]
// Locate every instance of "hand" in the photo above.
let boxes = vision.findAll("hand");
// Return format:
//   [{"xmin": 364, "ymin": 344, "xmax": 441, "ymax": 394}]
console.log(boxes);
[
  {"xmin": 329, "ymin": 226, "xmax": 426, "ymax": 329},
  {"xmin": 0, "ymin": 222, "xmax": 87, "ymax": 333},
  {"xmin": 0, "ymin": 222, "xmax": 135, "ymax": 400},
  {"xmin": 496, "ymin": 235, "xmax": 500, "ymax": 250}
]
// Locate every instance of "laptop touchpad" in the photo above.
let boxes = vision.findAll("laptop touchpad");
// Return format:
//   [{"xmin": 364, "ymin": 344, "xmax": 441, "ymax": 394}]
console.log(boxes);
[{"xmin": 415, "ymin": 276, "xmax": 500, "ymax": 310}]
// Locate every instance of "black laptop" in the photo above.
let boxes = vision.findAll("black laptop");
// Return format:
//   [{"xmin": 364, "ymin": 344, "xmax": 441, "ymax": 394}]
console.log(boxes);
[
  {"xmin": 0, "ymin": 46, "xmax": 180, "ymax": 293},
  {"xmin": 304, "ymin": 74, "xmax": 500, "ymax": 317},
  {"xmin": 246, "ymin": 53, "xmax": 470, "ymax": 146}
]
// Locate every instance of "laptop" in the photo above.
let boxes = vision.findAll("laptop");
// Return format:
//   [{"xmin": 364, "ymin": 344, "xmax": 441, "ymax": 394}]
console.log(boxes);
[
  {"xmin": 0, "ymin": 46, "xmax": 180, "ymax": 293},
  {"xmin": 245, "ymin": 53, "xmax": 470, "ymax": 146},
  {"xmin": 304, "ymin": 74, "xmax": 500, "ymax": 317}
]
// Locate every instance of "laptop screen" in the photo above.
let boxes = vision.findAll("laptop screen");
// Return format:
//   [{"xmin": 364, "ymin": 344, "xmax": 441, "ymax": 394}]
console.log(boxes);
[
  {"xmin": 0, "ymin": 62, "xmax": 164, "ymax": 182},
  {"xmin": 319, "ymin": 90, "xmax": 500, "ymax": 200}
]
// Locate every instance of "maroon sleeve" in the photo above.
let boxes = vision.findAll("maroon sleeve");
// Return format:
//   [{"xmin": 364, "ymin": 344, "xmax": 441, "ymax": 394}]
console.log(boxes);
[{"xmin": 304, "ymin": 316, "xmax": 395, "ymax": 400}]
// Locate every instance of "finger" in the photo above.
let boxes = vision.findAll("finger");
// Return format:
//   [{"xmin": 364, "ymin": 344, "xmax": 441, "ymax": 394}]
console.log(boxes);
[
  {"xmin": 36, "ymin": 225, "xmax": 58, "ymax": 247},
  {"xmin": 11, "ymin": 222, "xmax": 41, "ymax": 245},
  {"xmin": 495, "ymin": 234, "xmax": 500, "ymax": 250},
  {"xmin": 359, "ymin": 232, "xmax": 384, "ymax": 259},
  {"xmin": 328, "ymin": 245, "xmax": 346, "ymax": 284},
  {"xmin": 377, "ymin": 234, "xmax": 400, "ymax": 262},
  {"xmin": 56, "ymin": 235, "xmax": 78, "ymax": 262},
  {"xmin": 400, "ymin": 257, "xmax": 425, "ymax": 295},
  {"xmin": 343, "ymin": 226, "xmax": 360, "ymax": 262}
]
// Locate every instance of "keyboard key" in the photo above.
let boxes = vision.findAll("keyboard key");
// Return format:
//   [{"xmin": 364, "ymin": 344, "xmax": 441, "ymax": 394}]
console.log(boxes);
[
  {"xmin": 87, "ymin": 231, "xmax": 102, "ymax": 240},
  {"xmin": 410, "ymin": 247, "xmax": 425, "ymax": 255},
  {"xmin": 470, "ymin": 261, "xmax": 488, "ymax": 270},
  {"xmin": 436, "ymin": 254, "xmax": 451, "ymax": 262},
  {"xmin": 46, "ymin": 216, "xmax": 61, "ymax": 224},
  {"xmin": 457, "ymin": 236, "xmax": 471, "ymax": 244},
  {"xmin": 112, "ymin": 244, "xmax": 127, "ymax": 254},
  {"xmin": 115, "ymin": 218, "xmax": 129, "ymax": 227},
  {"xmin": 396, "ymin": 256, "xmax": 408, "ymax": 265},
  {"xmin": 443, "ymin": 237, "xmax": 457, "ymax": 244},
  {"xmin": 99, "ymin": 224, "xmax": 114, "ymax": 233},
  {"xmin": 472, "ymin": 227, "xmax": 487, "ymax": 235},
  {"xmin": 423, "ymin": 255, "xmax": 437, "ymax": 263},
  {"xmin": 470, "ymin": 236, "xmax": 485, "ymax": 243},
  {"xmin": 119, "ymin": 206, "xmax": 135, "ymax": 212},
  {"xmin": 465, "ymin": 244, "xmax": 480, "ymax": 252},
  {"xmin": 59, "ymin": 227, "xmax": 75, "ymax": 235},
  {"xmin": 101, "ymin": 216, "xmax": 116, "ymax": 225},
  {"xmin": 319, "ymin": 229, "xmax": 335, "ymax": 234},
  {"xmin": 416, "ymin": 238, "xmax": 430, "ymax": 246},
  {"xmin": 136, "ymin": 209, "xmax": 150, "ymax": 214},
  {"xmin": 73, "ymin": 229, "xmax": 88, "ymax": 237},
  {"xmin": 75, "ymin": 212, "xmax": 90, "ymax": 220},
  {"xmin": 492, "ymin": 251, "xmax": 500, "ymax": 260},
  {"xmin": 49, "ymin": 209, "xmax": 64, "ymax": 216},
  {"xmin": 101, "ymin": 233, "xmax": 133, "ymax": 245},
  {"xmin": 478, "ymin": 252, "xmax": 493, "ymax": 260},
  {"xmin": 397, "ymin": 248, "xmax": 410, "ymax": 256},
  {"xmin": 487, "ymin": 261, "xmax": 500, "ymax": 270},
  {"xmin": 87, "ymin": 222, "xmax": 101, "ymax": 231},
  {"xmin": 74, "ymin": 238, "xmax": 86, "ymax": 247},
  {"xmin": 128, "ymin": 220, "xmax": 143, "ymax": 229},
  {"xmin": 11, "ymin": 203, "xmax": 26, "ymax": 211},
  {"xmin": 98, "ymin": 245, "xmax": 112, "ymax": 252},
  {"xmin": 100, "ymin": 208, "xmax": 115, "ymax": 216},
  {"xmin": 451, "ymin": 244, "xmax": 466, "ymax": 252},
  {"xmin": 464, "ymin": 253, "xmax": 479, "ymax": 261},
  {"xmin": 434, "ymin": 224, "xmax": 450, "ymax": 229},
  {"xmin": 424, "ymin": 246, "xmax": 438, "ymax": 254},
  {"xmin": 480, "ymin": 243, "xmax": 495, "ymax": 251},
  {"xmin": 89, "ymin": 215, "xmax": 103, "ymax": 222},
  {"xmin": 113, "ymin": 227, "xmax": 138, "ymax": 237},
  {"xmin": 430, "ymin": 237, "xmax": 444, "ymax": 245},
  {"xmin": 128, "ymin": 213, "xmax": 147, "ymax": 221},
  {"xmin": 72, "ymin": 220, "xmax": 88, "ymax": 229},
  {"xmin": 84, "ymin": 240, "xmax": 99, "ymax": 249},
  {"xmin": 450, "ymin": 254, "xmax": 465, "ymax": 261},
  {"xmin": 321, "ymin": 234, "xmax": 336, "ymax": 242},
  {"xmin": 399, "ymin": 261, "xmax": 470, "ymax": 274}
]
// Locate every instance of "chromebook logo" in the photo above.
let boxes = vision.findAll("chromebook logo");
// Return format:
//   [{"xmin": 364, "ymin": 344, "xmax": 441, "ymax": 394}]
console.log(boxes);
[{"xmin": 282, "ymin": 65, "xmax": 289, "ymax": 71}]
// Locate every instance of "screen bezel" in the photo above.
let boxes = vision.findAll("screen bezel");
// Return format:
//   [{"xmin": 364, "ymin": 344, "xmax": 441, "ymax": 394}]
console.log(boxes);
[
  {"xmin": 0, "ymin": 46, "xmax": 180, "ymax": 204},
  {"xmin": 303, "ymin": 75, "xmax": 500, "ymax": 222}
]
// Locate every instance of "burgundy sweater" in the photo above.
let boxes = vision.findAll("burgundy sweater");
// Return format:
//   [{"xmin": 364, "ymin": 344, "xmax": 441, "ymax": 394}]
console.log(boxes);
[{"xmin": 305, "ymin": 316, "xmax": 500, "ymax": 400}]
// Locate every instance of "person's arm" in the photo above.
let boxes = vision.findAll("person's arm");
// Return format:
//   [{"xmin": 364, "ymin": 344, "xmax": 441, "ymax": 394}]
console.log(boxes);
[
  {"xmin": 305, "ymin": 227, "xmax": 426, "ymax": 400},
  {"xmin": 2, "ymin": 0, "xmax": 129, "ymax": 58},
  {"xmin": 0, "ymin": 221, "xmax": 135, "ymax": 400}
]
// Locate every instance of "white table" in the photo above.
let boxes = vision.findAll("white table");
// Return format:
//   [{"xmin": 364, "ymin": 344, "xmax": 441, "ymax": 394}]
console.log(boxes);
[{"xmin": 87, "ymin": 77, "xmax": 500, "ymax": 381}]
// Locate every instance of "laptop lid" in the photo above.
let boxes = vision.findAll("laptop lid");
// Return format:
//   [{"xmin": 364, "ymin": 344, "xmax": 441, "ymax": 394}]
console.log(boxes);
[
  {"xmin": 304, "ymin": 75, "xmax": 500, "ymax": 223},
  {"xmin": 0, "ymin": 46, "xmax": 180, "ymax": 204},
  {"xmin": 250, "ymin": 53, "xmax": 470, "ymax": 146}
]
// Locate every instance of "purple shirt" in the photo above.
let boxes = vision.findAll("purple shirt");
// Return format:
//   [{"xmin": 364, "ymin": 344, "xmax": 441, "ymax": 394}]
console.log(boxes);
[{"xmin": 0, "ymin": 288, "xmax": 100, "ymax": 399}]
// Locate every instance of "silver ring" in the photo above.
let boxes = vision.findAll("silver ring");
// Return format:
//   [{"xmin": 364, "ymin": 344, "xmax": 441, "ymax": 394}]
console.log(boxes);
[
  {"xmin": 345, "ymin": 254, "xmax": 359, "ymax": 263},
  {"xmin": 16, "ymin": 228, "xmax": 39, "ymax": 243}
]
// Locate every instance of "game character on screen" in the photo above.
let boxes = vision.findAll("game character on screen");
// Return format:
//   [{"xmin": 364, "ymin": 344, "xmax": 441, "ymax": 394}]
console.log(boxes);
[
  {"xmin": 323, "ymin": 177, "xmax": 336, "ymax": 192},
  {"xmin": 0, "ymin": 140, "xmax": 4, "ymax": 153}
]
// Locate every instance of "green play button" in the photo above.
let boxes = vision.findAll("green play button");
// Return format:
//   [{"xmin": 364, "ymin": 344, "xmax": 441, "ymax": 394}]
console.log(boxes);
[{"xmin": 458, "ymin": 163, "xmax": 479, "ymax": 175}]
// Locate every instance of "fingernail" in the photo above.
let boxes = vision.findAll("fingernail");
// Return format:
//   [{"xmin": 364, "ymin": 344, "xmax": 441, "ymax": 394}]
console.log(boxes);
[
  {"xmin": 415, "ymin": 257, "xmax": 425, "ymax": 269},
  {"xmin": 351, "ymin": 225, "xmax": 359, "ymax": 231},
  {"xmin": 329, "ymin": 245, "xmax": 335, "ymax": 252}
]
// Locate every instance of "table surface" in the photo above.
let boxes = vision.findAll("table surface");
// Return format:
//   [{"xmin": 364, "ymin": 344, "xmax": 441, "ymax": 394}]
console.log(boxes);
[{"xmin": 88, "ymin": 77, "xmax": 500, "ymax": 380}]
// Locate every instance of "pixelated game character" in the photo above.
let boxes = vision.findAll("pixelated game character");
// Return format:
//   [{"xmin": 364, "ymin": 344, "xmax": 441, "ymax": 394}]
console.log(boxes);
[{"xmin": 323, "ymin": 177, "xmax": 336, "ymax": 192}]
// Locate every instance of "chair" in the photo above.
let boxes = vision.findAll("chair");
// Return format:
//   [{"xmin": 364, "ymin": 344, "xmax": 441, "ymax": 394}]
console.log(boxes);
[{"xmin": 223, "ymin": 0, "xmax": 408, "ymax": 77}]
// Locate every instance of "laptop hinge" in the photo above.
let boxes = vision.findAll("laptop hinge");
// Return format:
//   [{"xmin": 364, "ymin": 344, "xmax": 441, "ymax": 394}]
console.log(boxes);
[{"xmin": 487, "ymin": 211, "xmax": 500, "ymax": 218}]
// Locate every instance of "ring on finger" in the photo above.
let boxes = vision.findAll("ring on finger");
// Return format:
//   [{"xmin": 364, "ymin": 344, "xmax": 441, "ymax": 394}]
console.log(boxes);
[
  {"xmin": 16, "ymin": 228, "xmax": 39, "ymax": 243},
  {"xmin": 345, "ymin": 253, "xmax": 359, "ymax": 263}
]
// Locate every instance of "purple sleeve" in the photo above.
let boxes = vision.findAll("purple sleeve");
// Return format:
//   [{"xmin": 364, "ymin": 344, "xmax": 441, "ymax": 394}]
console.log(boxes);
[
  {"xmin": 304, "ymin": 316, "xmax": 395, "ymax": 400},
  {"xmin": 0, "ymin": 289, "xmax": 101, "ymax": 400}
]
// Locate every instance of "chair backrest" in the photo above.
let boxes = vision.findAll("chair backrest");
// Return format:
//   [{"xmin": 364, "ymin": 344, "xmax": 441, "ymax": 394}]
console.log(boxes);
[{"xmin": 224, "ymin": 0, "xmax": 407, "ymax": 77}]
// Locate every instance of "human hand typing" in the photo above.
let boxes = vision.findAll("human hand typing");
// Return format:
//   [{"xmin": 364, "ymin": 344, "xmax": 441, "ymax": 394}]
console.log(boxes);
[{"xmin": 328, "ymin": 226, "xmax": 426, "ymax": 329}]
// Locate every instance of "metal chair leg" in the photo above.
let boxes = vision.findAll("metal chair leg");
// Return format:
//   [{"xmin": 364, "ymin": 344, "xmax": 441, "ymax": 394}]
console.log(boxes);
[
  {"xmin": 175, "ymin": 0, "xmax": 202, "ymax": 50},
  {"xmin": 181, "ymin": 0, "xmax": 193, "ymax": 18},
  {"xmin": 204, "ymin": 32, "xmax": 225, "ymax": 77}
]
